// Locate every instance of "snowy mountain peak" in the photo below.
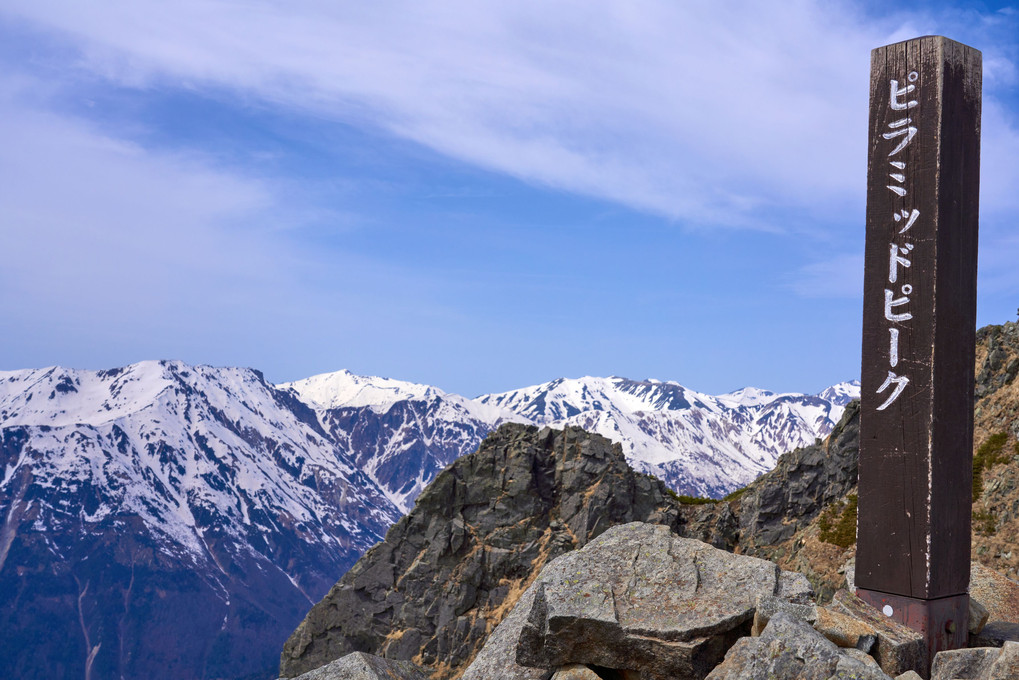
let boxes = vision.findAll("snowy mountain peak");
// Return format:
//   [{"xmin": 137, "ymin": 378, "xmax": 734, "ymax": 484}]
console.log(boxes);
[
  {"xmin": 815, "ymin": 380, "xmax": 861, "ymax": 406},
  {"xmin": 281, "ymin": 369, "xmax": 444, "ymax": 412},
  {"xmin": 717, "ymin": 386, "xmax": 782, "ymax": 407},
  {"xmin": 0, "ymin": 360, "xmax": 405, "ymax": 679},
  {"xmin": 477, "ymin": 375, "xmax": 712, "ymax": 422}
]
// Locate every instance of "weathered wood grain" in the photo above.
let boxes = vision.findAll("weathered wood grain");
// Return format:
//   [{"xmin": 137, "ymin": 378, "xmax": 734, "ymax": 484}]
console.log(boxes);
[{"xmin": 856, "ymin": 35, "xmax": 981, "ymax": 601}]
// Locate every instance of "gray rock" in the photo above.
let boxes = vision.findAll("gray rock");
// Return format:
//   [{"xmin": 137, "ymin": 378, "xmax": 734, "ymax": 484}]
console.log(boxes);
[
  {"xmin": 281, "ymin": 425, "xmax": 689, "ymax": 678},
  {"xmin": 893, "ymin": 672, "xmax": 923, "ymax": 680},
  {"xmin": 516, "ymin": 523, "xmax": 811, "ymax": 680},
  {"xmin": 841, "ymin": 647, "xmax": 880, "ymax": 668},
  {"xmin": 460, "ymin": 582, "xmax": 548, "ymax": 680},
  {"xmin": 988, "ymin": 641, "xmax": 1019, "ymax": 679},
  {"xmin": 281, "ymin": 652, "xmax": 428, "ymax": 680},
  {"xmin": 930, "ymin": 647, "xmax": 998, "ymax": 680},
  {"xmin": 779, "ymin": 570, "xmax": 817, "ymax": 604},
  {"xmin": 705, "ymin": 612, "xmax": 891, "ymax": 680},
  {"xmin": 843, "ymin": 558, "xmax": 857, "ymax": 593},
  {"xmin": 814, "ymin": 606, "xmax": 877, "ymax": 653},
  {"xmin": 752, "ymin": 594, "xmax": 818, "ymax": 636},
  {"xmin": 971, "ymin": 621, "xmax": 1019, "ymax": 648},
  {"xmin": 550, "ymin": 664, "xmax": 601, "ymax": 680},
  {"xmin": 971, "ymin": 596, "xmax": 991, "ymax": 636},
  {"xmin": 829, "ymin": 590, "xmax": 925, "ymax": 677}
]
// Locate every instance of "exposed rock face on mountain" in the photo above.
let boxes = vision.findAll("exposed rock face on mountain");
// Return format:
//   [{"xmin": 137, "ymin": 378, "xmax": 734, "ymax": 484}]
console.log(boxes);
[
  {"xmin": 734, "ymin": 399, "xmax": 861, "ymax": 552},
  {"xmin": 279, "ymin": 424, "xmax": 687, "ymax": 679},
  {"xmin": 0, "ymin": 362, "xmax": 401, "ymax": 680},
  {"xmin": 665, "ymin": 398, "xmax": 861, "ymax": 566},
  {"xmin": 284, "ymin": 370, "xmax": 524, "ymax": 513},
  {"xmin": 718, "ymin": 321, "xmax": 1019, "ymax": 599},
  {"xmin": 279, "ymin": 410, "xmax": 866, "ymax": 679}
]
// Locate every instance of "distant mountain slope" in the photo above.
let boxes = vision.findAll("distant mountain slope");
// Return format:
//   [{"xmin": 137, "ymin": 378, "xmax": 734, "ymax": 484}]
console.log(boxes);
[
  {"xmin": 478, "ymin": 376, "xmax": 859, "ymax": 497},
  {"xmin": 283, "ymin": 370, "xmax": 526, "ymax": 512},
  {"xmin": 0, "ymin": 361, "xmax": 858, "ymax": 680},
  {"xmin": 0, "ymin": 361, "xmax": 400, "ymax": 680}
]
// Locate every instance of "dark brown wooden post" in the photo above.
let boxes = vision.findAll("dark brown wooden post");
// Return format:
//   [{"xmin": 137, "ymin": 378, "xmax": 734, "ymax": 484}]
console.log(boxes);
[{"xmin": 856, "ymin": 36, "xmax": 981, "ymax": 671}]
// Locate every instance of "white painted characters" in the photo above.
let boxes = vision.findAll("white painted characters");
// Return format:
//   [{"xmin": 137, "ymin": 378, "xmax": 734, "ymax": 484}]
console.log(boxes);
[
  {"xmin": 890, "ymin": 77, "xmax": 918, "ymax": 110},
  {"xmin": 876, "ymin": 71, "xmax": 920, "ymax": 412},
  {"xmin": 877, "ymin": 370, "xmax": 910, "ymax": 411}
]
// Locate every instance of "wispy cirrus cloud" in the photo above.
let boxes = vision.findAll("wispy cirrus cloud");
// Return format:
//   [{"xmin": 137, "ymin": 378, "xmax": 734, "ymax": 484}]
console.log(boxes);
[
  {"xmin": 2, "ymin": 1, "xmax": 1018, "ymax": 392},
  {"xmin": 0, "ymin": 0, "xmax": 919, "ymax": 230}
]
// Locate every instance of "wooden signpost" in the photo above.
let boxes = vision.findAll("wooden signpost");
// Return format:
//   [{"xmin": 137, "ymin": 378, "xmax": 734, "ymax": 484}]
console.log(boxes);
[{"xmin": 856, "ymin": 35, "xmax": 981, "ymax": 668}]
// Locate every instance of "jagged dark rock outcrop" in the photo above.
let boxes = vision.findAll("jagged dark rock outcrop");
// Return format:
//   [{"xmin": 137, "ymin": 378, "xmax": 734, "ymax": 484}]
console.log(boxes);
[
  {"xmin": 280, "ymin": 400, "xmax": 867, "ymax": 679},
  {"xmin": 735, "ymin": 399, "xmax": 861, "ymax": 551},
  {"xmin": 734, "ymin": 321, "xmax": 1019, "ymax": 597},
  {"xmin": 675, "ymin": 399, "xmax": 861, "ymax": 555},
  {"xmin": 279, "ymin": 424, "xmax": 688, "ymax": 678}
]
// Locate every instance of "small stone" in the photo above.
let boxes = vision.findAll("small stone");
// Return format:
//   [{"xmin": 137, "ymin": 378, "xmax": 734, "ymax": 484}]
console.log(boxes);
[
  {"xmin": 971, "ymin": 621, "xmax": 1019, "ymax": 649},
  {"xmin": 285, "ymin": 652, "xmax": 429, "ymax": 680},
  {"xmin": 893, "ymin": 672, "xmax": 923, "ymax": 680},
  {"xmin": 830, "ymin": 590, "xmax": 925, "ymax": 677},
  {"xmin": 705, "ymin": 612, "xmax": 889, "ymax": 680},
  {"xmin": 814, "ymin": 606, "xmax": 878, "ymax": 652},
  {"xmin": 551, "ymin": 664, "xmax": 601, "ymax": 680},
  {"xmin": 970, "ymin": 596, "xmax": 991, "ymax": 636},
  {"xmin": 751, "ymin": 594, "xmax": 817, "ymax": 636},
  {"xmin": 930, "ymin": 647, "xmax": 998, "ymax": 680},
  {"xmin": 775, "ymin": 570, "xmax": 815, "ymax": 604},
  {"xmin": 842, "ymin": 557, "xmax": 857, "ymax": 592},
  {"xmin": 842, "ymin": 647, "xmax": 880, "ymax": 668}
]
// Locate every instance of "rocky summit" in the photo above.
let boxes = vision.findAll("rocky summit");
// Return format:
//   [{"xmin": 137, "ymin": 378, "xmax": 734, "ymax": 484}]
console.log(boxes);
[
  {"xmin": 279, "ymin": 370, "xmax": 1019, "ymax": 679},
  {"xmin": 297, "ymin": 518, "xmax": 1019, "ymax": 679},
  {"xmin": 279, "ymin": 424, "xmax": 689, "ymax": 678},
  {"xmin": 278, "ymin": 408, "xmax": 879, "ymax": 680},
  {"xmin": 724, "ymin": 321, "xmax": 1019, "ymax": 601}
]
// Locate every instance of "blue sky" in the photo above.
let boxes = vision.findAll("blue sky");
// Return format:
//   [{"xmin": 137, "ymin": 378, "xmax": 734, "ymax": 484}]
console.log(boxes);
[{"xmin": 1, "ymin": 1, "xmax": 1017, "ymax": 398}]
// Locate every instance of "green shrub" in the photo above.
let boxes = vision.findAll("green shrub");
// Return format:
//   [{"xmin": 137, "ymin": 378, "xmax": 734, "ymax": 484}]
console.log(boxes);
[
  {"xmin": 676, "ymin": 494, "xmax": 717, "ymax": 505},
  {"xmin": 818, "ymin": 494, "xmax": 858, "ymax": 549},
  {"xmin": 973, "ymin": 509, "xmax": 997, "ymax": 536},
  {"xmin": 973, "ymin": 432, "xmax": 1011, "ymax": 498},
  {"xmin": 723, "ymin": 486, "xmax": 748, "ymax": 502}
]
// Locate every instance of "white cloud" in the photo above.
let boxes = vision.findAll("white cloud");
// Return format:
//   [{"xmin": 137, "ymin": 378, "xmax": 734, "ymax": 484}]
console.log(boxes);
[
  {"xmin": 0, "ymin": 0, "xmax": 910, "ymax": 229},
  {"xmin": 4, "ymin": 1, "xmax": 1016, "ymax": 232}
]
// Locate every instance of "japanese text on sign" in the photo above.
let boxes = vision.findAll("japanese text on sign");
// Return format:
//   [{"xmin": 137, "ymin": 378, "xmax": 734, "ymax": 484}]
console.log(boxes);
[{"xmin": 877, "ymin": 71, "xmax": 920, "ymax": 411}]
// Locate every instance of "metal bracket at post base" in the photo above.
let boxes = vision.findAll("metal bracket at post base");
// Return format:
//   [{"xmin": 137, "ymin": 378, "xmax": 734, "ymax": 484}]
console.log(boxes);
[{"xmin": 856, "ymin": 588, "xmax": 969, "ymax": 675}]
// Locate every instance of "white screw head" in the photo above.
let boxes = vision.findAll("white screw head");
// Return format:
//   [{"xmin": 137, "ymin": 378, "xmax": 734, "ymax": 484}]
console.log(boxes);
[{"xmin": 882, "ymin": 605, "xmax": 894, "ymax": 617}]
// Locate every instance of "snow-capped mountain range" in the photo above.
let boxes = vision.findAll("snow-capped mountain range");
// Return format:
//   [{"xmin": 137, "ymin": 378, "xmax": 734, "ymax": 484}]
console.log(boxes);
[
  {"xmin": 0, "ymin": 361, "xmax": 857, "ymax": 680},
  {"xmin": 478, "ymin": 376, "xmax": 858, "ymax": 497}
]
